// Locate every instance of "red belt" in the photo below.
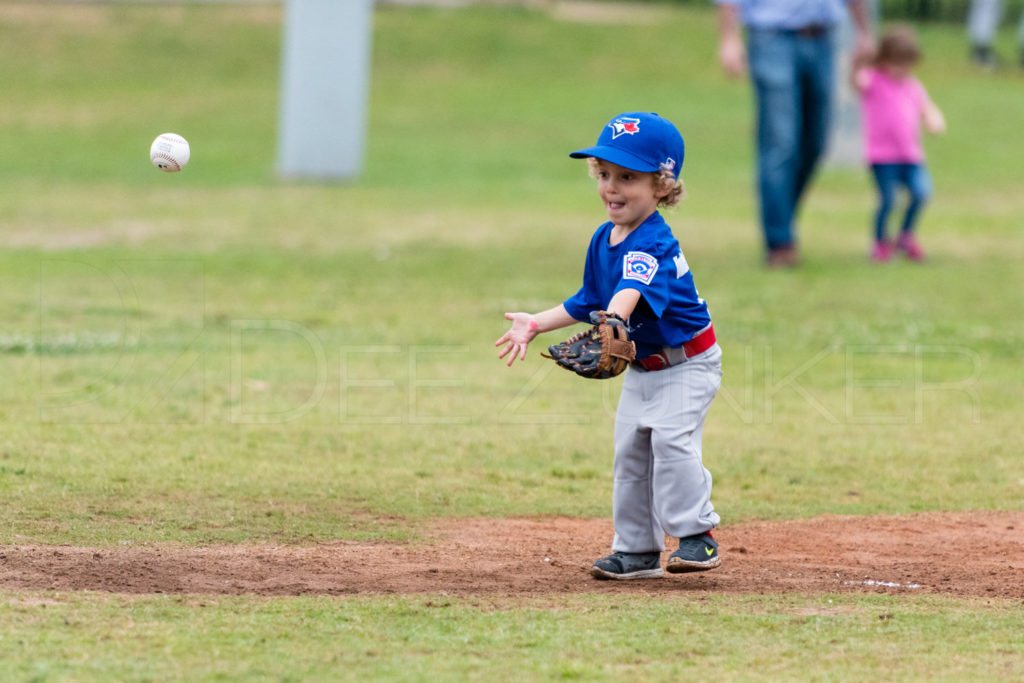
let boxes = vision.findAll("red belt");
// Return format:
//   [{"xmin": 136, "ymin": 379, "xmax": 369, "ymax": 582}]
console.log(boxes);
[{"xmin": 634, "ymin": 325, "xmax": 716, "ymax": 372}]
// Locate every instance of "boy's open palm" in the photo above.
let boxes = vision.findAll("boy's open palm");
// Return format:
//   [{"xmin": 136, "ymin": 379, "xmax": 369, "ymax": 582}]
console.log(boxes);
[{"xmin": 495, "ymin": 312, "xmax": 538, "ymax": 367}]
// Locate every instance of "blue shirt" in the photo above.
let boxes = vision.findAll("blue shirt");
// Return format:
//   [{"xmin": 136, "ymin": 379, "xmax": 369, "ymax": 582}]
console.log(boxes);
[
  {"xmin": 715, "ymin": 0, "xmax": 854, "ymax": 29},
  {"xmin": 563, "ymin": 212, "xmax": 712, "ymax": 358}
]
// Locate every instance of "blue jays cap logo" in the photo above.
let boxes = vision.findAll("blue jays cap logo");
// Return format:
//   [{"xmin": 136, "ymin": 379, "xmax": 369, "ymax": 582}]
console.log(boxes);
[
  {"xmin": 569, "ymin": 112, "xmax": 685, "ymax": 179},
  {"xmin": 609, "ymin": 117, "xmax": 640, "ymax": 139}
]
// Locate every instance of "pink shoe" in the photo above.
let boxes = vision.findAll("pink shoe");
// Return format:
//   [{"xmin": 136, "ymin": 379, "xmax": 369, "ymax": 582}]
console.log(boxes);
[
  {"xmin": 870, "ymin": 240, "xmax": 894, "ymax": 262},
  {"xmin": 896, "ymin": 232, "xmax": 925, "ymax": 261}
]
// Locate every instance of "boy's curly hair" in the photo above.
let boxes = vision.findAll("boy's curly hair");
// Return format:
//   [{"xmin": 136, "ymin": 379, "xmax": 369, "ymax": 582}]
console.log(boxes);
[{"xmin": 587, "ymin": 157, "xmax": 685, "ymax": 209}]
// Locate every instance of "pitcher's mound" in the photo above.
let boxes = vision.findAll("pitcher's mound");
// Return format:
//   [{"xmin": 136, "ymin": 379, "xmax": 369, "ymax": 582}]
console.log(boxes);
[{"xmin": 1, "ymin": 511, "xmax": 1020, "ymax": 598}]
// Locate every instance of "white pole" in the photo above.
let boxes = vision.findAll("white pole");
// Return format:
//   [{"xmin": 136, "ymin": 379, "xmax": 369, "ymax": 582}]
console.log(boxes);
[
  {"xmin": 277, "ymin": 0, "xmax": 374, "ymax": 180},
  {"xmin": 827, "ymin": 0, "xmax": 878, "ymax": 169}
]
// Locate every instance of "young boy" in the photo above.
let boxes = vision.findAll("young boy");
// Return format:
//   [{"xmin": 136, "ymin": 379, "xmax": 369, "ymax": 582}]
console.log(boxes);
[{"xmin": 495, "ymin": 112, "xmax": 723, "ymax": 580}]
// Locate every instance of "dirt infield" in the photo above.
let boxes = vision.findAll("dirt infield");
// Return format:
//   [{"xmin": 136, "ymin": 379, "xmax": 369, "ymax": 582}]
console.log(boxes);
[{"xmin": 1, "ymin": 511, "xmax": 1021, "ymax": 598}]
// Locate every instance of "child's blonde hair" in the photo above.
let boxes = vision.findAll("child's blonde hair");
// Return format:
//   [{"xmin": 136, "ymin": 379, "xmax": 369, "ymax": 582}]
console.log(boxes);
[
  {"xmin": 875, "ymin": 24, "xmax": 921, "ymax": 67},
  {"xmin": 587, "ymin": 158, "xmax": 684, "ymax": 208}
]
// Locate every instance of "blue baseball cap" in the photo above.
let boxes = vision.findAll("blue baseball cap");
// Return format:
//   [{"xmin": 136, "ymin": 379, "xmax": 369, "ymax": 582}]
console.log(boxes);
[{"xmin": 569, "ymin": 112, "xmax": 685, "ymax": 179}]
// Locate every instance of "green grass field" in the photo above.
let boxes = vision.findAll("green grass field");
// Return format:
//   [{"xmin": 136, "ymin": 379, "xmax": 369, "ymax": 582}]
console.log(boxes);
[{"xmin": 1, "ymin": 2, "xmax": 1022, "ymax": 679}]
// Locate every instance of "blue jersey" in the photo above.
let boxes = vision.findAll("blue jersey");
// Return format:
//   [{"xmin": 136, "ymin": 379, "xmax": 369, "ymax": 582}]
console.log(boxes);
[{"xmin": 563, "ymin": 212, "xmax": 712, "ymax": 358}]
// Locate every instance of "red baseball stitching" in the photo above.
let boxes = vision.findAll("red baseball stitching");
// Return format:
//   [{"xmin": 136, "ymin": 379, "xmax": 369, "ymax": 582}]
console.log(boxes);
[{"xmin": 151, "ymin": 152, "xmax": 182, "ymax": 171}]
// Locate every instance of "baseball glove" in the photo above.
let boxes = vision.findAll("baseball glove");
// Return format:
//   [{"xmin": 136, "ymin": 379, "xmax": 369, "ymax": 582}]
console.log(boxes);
[{"xmin": 543, "ymin": 311, "xmax": 636, "ymax": 379}]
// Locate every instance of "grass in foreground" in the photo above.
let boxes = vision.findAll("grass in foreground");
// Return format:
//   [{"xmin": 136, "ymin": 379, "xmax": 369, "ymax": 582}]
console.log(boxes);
[{"xmin": 1, "ymin": 591, "xmax": 1021, "ymax": 681}]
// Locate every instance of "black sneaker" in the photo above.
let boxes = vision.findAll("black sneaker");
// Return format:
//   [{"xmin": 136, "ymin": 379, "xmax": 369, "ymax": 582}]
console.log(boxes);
[
  {"xmin": 590, "ymin": 552, "xmax": 663, "ymax": 580},
  {"xmin": 666, "ymin": 532, "xmax": 721, "ymax": 573}
]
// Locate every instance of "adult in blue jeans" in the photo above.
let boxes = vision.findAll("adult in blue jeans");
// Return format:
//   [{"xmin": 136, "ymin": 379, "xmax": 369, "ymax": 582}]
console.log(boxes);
[{"xmin": 716, "ymin": 0, "xmax": 874, "ymax": 267}]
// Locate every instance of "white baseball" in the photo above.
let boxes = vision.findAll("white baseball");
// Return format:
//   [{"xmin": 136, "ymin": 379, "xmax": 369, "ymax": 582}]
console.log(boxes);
[{"xmin": 150, "ymin": 133, "xmax": 190, "ymax": 172}]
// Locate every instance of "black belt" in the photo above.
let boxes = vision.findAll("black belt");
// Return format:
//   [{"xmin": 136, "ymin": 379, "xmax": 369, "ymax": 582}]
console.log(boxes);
[{"xmin": 794, "ymin": 25, "xmax": 829, "ymax": 38}]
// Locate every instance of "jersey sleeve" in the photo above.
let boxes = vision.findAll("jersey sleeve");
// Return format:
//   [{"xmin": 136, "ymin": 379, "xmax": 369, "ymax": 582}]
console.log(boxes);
[
  {"xmin": 612, "ymin": 245, "xmax": 674, "ymax": 318},
  {"xmin": 563, "ymin": 286, "xmax": 597, "ymax": 322}
]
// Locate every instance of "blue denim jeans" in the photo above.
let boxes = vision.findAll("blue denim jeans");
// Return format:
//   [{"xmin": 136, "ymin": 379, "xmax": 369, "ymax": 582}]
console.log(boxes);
[
  {"xmin": 747, "ymin": 27, "xmax": 836, "ymax": 250},
  {"xmin": 870, "ymin": 163, "xmax": 932, "ymax": 242}
]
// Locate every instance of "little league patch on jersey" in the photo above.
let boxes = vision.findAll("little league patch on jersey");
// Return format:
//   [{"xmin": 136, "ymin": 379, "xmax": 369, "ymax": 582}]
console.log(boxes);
[
  {"xmin": 623, "ymin": 251, "xmax": 659, "ymax": 285},
  {"xmin": 609, "ymin": 117, "xmax": 641, "ymax": 139}
]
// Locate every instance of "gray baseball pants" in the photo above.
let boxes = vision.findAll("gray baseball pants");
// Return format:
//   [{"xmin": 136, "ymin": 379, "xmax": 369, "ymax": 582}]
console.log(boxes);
[{"xmin": 611, "ymin": 343, "xmax": 722, "ymax": 553}]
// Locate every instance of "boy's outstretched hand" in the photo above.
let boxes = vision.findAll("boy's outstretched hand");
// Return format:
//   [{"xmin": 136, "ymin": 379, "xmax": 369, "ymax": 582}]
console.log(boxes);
[{"xmin": 495, "ymin": 312, "xmax": 539, "ymax": 367}]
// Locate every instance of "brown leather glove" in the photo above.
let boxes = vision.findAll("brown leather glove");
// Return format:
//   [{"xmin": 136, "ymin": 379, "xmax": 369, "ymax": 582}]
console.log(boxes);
[{"xmin": 542, "ymin": 311, "xmax": 636, "ymax": 379}]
